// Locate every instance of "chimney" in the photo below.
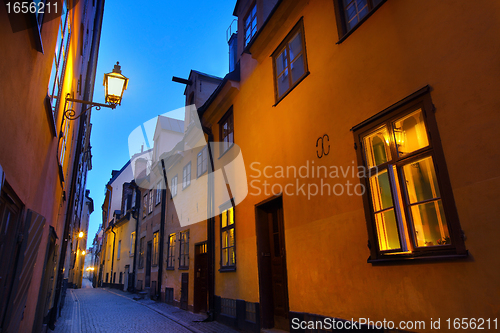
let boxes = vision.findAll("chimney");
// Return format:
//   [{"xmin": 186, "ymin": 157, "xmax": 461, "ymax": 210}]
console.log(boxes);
[
  {"xmin": 228, "ymin": 33, "xmax": 238, "ymax": 72},
  {"xmin": 141, "ymin": 144, "xmax": 144, "ymax": 153}
]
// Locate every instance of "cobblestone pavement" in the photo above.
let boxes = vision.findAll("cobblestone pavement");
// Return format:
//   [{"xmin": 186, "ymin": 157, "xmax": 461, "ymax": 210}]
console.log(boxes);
[{"xmin": 52, "ymin": 284, "xmax": 239, "ymax": 333}]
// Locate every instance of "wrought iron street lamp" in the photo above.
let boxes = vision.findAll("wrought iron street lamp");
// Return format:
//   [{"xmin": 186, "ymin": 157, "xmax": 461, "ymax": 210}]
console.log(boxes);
[{"xmin": 63, "ymin": 62, "xmax": 129, "ymax": 120}]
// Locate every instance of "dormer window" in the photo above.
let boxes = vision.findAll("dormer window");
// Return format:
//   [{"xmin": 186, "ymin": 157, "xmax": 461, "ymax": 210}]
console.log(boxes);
[{"xmin": 245, "ymin": 4, "xmax": 257, "ymax": 46}]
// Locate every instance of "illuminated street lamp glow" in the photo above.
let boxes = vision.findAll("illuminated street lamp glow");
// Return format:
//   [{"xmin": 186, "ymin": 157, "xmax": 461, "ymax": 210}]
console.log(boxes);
[{"xmin": 103, "ymin": 62, "xmax": 129, "ymax": 105}]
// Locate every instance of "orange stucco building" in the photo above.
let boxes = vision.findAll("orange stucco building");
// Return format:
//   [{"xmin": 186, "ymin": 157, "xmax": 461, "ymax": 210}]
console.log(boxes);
[
  {"xmin": 0, "ymin": 1, "xmax": 105, "ymax": 332},
  {"xmin": 184, "ymin": 0, "xmax": 500, "ymax": 332}
]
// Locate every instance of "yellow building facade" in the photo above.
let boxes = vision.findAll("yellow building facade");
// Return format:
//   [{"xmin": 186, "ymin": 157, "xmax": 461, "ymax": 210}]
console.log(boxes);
[{"xmin": 193, "ymin": 0, "xmax": 500, "ymax": 331}]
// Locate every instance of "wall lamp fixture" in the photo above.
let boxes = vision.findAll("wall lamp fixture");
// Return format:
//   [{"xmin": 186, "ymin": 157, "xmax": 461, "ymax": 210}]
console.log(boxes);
[{"xmin": 63, "ymin": 62, "xmax": 129, "ymax": 120}]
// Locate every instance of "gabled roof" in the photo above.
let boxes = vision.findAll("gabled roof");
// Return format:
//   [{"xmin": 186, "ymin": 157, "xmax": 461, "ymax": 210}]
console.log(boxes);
[
  {"xmin": 198, "ymin": 62, "xmax": 241, "ymax": 117},
  {"xmin": 106, "ymin": 159, "xmax": 131, "ymax": 186},
  {"xmin": 157, "ymin": 116, "xmax": 184, "ymax": 134},
  {"xmin": 183, "ymin": 70, "xmax": 224, "ymax": 96}
]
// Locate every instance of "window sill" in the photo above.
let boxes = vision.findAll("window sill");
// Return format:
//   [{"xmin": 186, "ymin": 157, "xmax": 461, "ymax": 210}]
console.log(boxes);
[
  {"xmin": 273, "ymin": 71, "xmax": 310, "ymax": 107},
  {"xmin": 166, "ymin": 267, "xmax": 175, "ymax": 271},
  {"xmin": 178, "ymin": 267, "xmax": 189, "ymax": 270},
  {"xmin": 368, "ymin": 250, "xmax": 469, "ymax": 265},
  {"xmin": 219, "ymin": 266, "xmax": 236, "ymax": 273},
  {"xmin": 182, "ymin": 183, "xmax": 191, "ymax": 191}
]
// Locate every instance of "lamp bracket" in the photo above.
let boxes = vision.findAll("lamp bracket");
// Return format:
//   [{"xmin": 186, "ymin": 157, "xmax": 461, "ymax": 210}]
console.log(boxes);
[{"xmin": 63, "ymin": 93, "xmax": 116, "ymax": 121}]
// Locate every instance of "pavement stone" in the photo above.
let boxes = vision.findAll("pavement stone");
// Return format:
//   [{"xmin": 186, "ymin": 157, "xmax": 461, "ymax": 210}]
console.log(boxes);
[{"xmin": 50, "ymin": 280, "xmax": 240, "ymax": 333}]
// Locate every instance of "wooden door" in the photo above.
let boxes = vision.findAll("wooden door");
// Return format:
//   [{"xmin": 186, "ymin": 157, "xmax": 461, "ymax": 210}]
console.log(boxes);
[
  {"xmin": 193, "ymin": 242, "xmax": 207, "ymax": 313},
  {"xmin": 268, "ymin": 205, "xmax": 289, "ymax": 328},
  {"xmin": 180, "ymin": 273, "xmax": 189, "ymax": 310},
  {"xmin": 256, "ymin": 196, "xmax": 289, "ymax": 331}
]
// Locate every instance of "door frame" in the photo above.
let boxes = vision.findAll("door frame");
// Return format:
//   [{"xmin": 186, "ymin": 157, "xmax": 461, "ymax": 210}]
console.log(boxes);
[{"xmin": 255, "ymin": 195, "xmax": 290, "ymax": 330}]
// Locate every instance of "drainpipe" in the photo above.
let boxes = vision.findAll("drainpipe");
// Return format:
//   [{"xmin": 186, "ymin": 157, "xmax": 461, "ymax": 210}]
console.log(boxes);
[
  {"xmin": 110, "ymin": 224, "xmax": 116, "ymax": 285},
  {"xmin": 202, "ymin": 126, "xmax": 215, "ymax": 321},
  {"xmin": 159, "ymin": 162, "xmax": 168, "ymax": 299},
  {"xmin": 157, "ymin": 192, "xmax": 166, "ymax": 298},
  {"xmin": 131, "ymin": 183, "xmax": 139, "ymax": 292}
]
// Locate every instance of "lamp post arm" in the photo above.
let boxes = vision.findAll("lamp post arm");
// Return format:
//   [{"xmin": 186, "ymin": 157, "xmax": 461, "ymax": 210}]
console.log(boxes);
[
  {"xmin": 66, "ymin": 97, "xmax": 117, "ymax": 110},
  {"xmin": 63, "ymin": 93, "xmax": 116, "ymax": 121}
]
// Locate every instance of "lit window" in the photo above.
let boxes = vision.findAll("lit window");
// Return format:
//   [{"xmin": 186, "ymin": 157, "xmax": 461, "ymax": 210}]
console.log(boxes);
[
  {"xmin": 219, "ymin": 108, "xmax": 234, "ymax": 155},
  {"xmin": 171, "ymin": 175, "xmax": 178, "ymax": 198},
  {"xmin": 167, "ymin": 233, "xmax": 176, "ymax": 269},
  {"xmin": 197, "ymin": 147, "xmax": 208, "ymax": 177},
  {"xmin": 152, "ymin": 231, "xmax": 159, "ymax": 266},
  {"xmin": 221, "ymin": 206, "xmax": 235, "ymax": 269},
  {"xmin": 183, "ymin": 162, "xmax": 191, "ymax": 189},
  {"xmin": 244, "ymin": 4, "xmax": 257, "ymax": 46},
  {"xmin": 47, "ymin": 1, "xmax": 70, "ymax": 116},
  {"xmin": 179, "ymin": 230, "xmax": 189, "ymax": 269},
  {"xmin": 59, "ymin": 115, "xmax": 70, "ymax": 170},
  {"xmin": 272, "ymin": 19, "xmax": 308, "ymax": 102},
  {"xmin": 130, "ymin": 232, "xmax": 135, "ymax": 256},
  {"xmin": 353, "ymin": 89, "xmax": 466, "ymax": 261}
]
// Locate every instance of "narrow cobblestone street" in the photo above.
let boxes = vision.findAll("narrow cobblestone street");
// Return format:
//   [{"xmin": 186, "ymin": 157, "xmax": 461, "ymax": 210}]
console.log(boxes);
[{"xmin": 52, "ymin": 279, "xmax": 238, "ymax": 333}]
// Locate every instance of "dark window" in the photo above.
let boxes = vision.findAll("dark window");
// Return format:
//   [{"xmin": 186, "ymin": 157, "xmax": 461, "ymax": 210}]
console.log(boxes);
[
  {"xmin": 197, "ymin": 147, "xmax": 208, "ymax": 177},
  {"xmin": 244, "ymin": 4, "xmax": 257, "ymax": 46},
  {"xmin": 179, "ymin": 230, "xmax": 189, "ymax": 269},
  {"xmin": 142, "ymin": 194, "xmax": 147, "ymax": 218},
  {"xmin": 155, "ymin": 182, "xmax": 161, "ymax": 205},
  {"xmin": 272, "ymin": 19, "xmax": 308, "ymax": 102},
  {"xmin": 148, "ymin": 190, "xmax": 153, "ymax": 213},
  {"xmin": 138, "ymin": 237, "xmax": 145, "ymax": 268},
  {"xmin": 352, "ymin": 88, "xmax": 466, "ymax": 262},
  {"xmin": 182, "ymin": 162, "xmax": 191, "ymax": 189},
  {"xmin": 166, "ymin": 233, "xmax": 176, "ymax": 269},
  {"xmin": 221, "ymin": 298, "xmax": 237, "ymax": 317},
  {"xmin": 152, "ymin": 231, "xmax": 159, "ymax": 266},
  {"xmin": 220, "ymin": 206, "xmax": 235, "ymax": 269},
  {"xmin": 334, "ymin": 0, "xmax": 384, "ymax": 39},
  {"xmin": 171, "ymin": 175, "xmax": 178, "ymax": 198},
  {"xmin": 219, "ymin": 108, "xmax": 234, "ymax": 155}
]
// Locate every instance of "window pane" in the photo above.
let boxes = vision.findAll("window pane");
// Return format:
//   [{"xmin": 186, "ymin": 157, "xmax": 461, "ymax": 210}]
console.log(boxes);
[
  {"xmin": 411, "ymin": 200, "xmax": 450, "ymax": 247},
  {"xmin": 290, "ymin": 55, "xmax": 305, "ymax": 84},
  {"xmin": 277, "ymin": 69, "xmax": 289, "ymax": 97},
  {"xmin": 363, "ymin": 126, "xmax": 391, "ymax": 168},
  {"xmin": 222, "ymin": 211, "xmax": 227, "ymax": 228},
  {"xmin": 402, "ymin": 156, "xmax": 440, "ymax": 204},
  {"xmin": 229, "ymin": 247, "xmax": 235, "ymax": 266},
  {"xmin": 369, "ymin": 170, "xmax": 393, "ymax": 212},
  {"xmin": 222, "ymin": 249, "xmax": 228, "ymax": 266},
  {"xmin": 276, "ymin": 49, "xmax": 287, "ymax": 76},
  {"xmin": 288, "ymin": 32, "xmax": 302, "ymax": 62},
  {"xmin": 228, "ymin": 228, "xmax": 234, "ymax": 247},
  {"xmin": 393, "ymin": 109, "xmax": 429, "ymax": 156},
  {"xmin": 374, "ymin": 209, "xmax": 400, "ymax": 251},
  {"xmin": 225, "ymin": 207, "xmax": 233, "ymax": 226}
]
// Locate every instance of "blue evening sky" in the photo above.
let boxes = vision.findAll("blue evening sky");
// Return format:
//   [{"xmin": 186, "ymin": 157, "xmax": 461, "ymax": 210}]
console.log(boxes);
[{"xmin": 86, "ymin": 0, "xmax": 237, "ymax": 244}]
